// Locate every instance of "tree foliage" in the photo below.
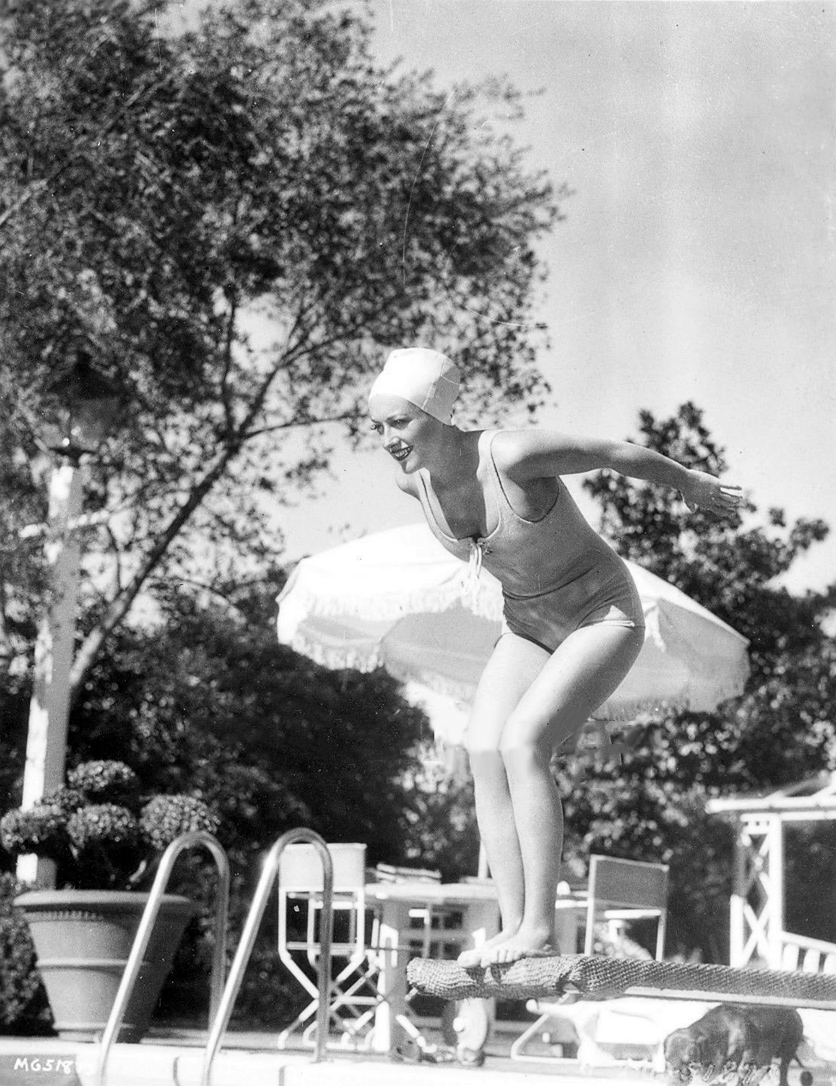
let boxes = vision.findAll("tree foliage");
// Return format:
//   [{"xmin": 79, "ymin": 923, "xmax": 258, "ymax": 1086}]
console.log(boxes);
[
  {"xmin": 0, "ymin": 0, "xmax": 564, "ymax": 700},
  {"xmin": 584, "ymin": 403, "xmax": 831, "ymax": 679},
  {"xmin": 0, "ymin": 873, "xmax": 51, "ymax": 1034},
  {"xmin": 52, "ymin": 582, "xmax": 430, "ymax": 870},
  {"xmin": 562, "ymin": 403, "xmax": 836, "ymax": 959},
  {"xmin": 68, "ymin": 586, "xmax": 435, "ymax": 1021},
  {"xmin": 0, "ymin": 581, "xmax": 435, "ymax": 1024}
]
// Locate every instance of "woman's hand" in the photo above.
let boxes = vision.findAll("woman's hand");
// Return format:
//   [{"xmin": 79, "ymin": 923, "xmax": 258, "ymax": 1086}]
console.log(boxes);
[{"xmin": 680, "ymin": 470, "xmax": 744, "ymax": 516}]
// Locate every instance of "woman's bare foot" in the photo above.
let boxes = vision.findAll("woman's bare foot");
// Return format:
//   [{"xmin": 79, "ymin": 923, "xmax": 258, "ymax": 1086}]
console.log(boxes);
[
  {"xmin": 457, "ymin": 927, "xmax": 519, "ymax": 968},
  {"xmin": 480, "ymin": 927, "xmax": 560, "ymax": 966}
]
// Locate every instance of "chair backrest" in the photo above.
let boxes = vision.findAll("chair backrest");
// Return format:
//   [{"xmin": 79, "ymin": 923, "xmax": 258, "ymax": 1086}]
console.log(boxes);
[
  {"xmin": 278, "ymin": 842, "xmax": 366, "ymax": 892},
  {"xmin": 277, "ymin": 843, "xmax": 368, "ymax": 961},
  {"xmin": 585, "ymin": 854, "xmax": 669, "ymax": 959},
  {"xmin": 373, "ymin": 862, "xmax": 441, "ymax": 884}
]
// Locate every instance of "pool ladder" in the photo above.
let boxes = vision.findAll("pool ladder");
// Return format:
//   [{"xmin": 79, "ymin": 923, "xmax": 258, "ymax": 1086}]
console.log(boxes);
[{"xmin": 94, "ymin": 827, "xmax": 335, "ymax": 1086}]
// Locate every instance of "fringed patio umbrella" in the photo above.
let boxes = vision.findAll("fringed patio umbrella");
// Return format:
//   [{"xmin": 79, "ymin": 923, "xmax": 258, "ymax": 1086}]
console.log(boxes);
[{"xmin": 277, "ymin": 524, "xmax": 749, "ymax": 722}]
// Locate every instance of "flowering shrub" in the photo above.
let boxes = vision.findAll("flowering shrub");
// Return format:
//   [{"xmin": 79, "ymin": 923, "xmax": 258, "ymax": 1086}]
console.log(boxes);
[
  {"xmin": 0, "ymin": 760, "xmax": 220, "ymax": 890},
  {"xmin": 139, "ymin": 795, "xmax": 218, "ymax": 853},
  {"xmin": 68, "ymin": 761, "xmax": 141, "ymax": 807},
  {"xmin": 0, "ymin": 873, "xmax": 51, "ymax": 1032},
  {"xmin": 0, "ymin": 804, "xmax": 70, "ymax": 865},
  {"xmin": 67, "ymin": 803, "xmax": 140, "ymax": 852}
]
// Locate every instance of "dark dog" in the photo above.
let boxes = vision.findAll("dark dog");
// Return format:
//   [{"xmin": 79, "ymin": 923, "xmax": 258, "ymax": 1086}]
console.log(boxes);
[{"xmin": 664, "ymin": 1004, "xmax": 805, "ymax": 1085}]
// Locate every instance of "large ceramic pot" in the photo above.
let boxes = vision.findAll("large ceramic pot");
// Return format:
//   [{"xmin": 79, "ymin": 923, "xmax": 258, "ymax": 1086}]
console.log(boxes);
[{"xmin": 15, "ymin": 889, "xmax": 195, "ymax": 1042}]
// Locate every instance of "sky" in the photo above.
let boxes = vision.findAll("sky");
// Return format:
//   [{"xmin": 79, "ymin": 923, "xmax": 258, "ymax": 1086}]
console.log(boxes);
[{"xmin": 280, "ymin": 1, "xmax": 836, "ymax": 594}]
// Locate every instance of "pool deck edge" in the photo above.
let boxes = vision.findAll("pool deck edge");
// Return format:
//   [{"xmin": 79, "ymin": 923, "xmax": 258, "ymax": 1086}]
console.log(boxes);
[{"xmin": 0, "ymin": 1036, "xmax": 651, "ymax": 1086}]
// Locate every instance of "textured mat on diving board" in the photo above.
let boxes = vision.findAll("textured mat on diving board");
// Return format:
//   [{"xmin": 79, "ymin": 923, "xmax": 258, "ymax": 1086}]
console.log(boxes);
[{"xmin": 407, "ymin": 954, "xmax": 836, "ymax": 1010}]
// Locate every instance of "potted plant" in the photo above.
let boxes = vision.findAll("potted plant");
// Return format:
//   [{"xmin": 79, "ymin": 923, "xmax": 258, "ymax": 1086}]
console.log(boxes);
[{"xmin": 0, "ymin": 759, "xmax": 220, "ymax": 1041}]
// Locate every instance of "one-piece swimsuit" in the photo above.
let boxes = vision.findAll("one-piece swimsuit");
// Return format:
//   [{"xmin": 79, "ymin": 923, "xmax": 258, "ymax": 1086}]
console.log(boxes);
[{"xmin": 415, "ymin": 430, "xmax": 644, "ymax": 652}]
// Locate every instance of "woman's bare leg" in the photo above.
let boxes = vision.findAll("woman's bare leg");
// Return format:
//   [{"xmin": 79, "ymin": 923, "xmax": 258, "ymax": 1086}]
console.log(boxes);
[
  {"xmin": 486, "ymin": 623, "xmax": 644, "ymax": 964},
  {"xmin": 457, "ymin": 634, "xmax": 552, "ymax": 966}
]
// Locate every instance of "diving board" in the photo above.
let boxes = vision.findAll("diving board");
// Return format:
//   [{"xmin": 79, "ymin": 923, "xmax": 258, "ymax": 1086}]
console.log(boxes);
[{"xmin": 407, "ymin": 954, "xmax": 836, "ymax": 1012}]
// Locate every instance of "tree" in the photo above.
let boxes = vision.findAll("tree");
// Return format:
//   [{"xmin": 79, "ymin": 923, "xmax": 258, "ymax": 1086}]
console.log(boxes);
[
  {"xmin": 0, "ymin": 0, "xmax": 564, "ymax": 703},
  {"xmin": 583, "ymin": 402, "xmax": 831, "ymax": 681},
  {"xmin": 1, "ymin": 576, "xmax": 437, "ymax": 1025},
  {"xmin": 67, "ymin": 583, "xmax": 436, "ymax": 1023},
  {"xmin": 560, "ymin": 403, "xmax": 836, "ymax": 960},
  {"xmin": 1, "ymin": 560, "xmax": 436, "ymax": 1021},
  {"xmin": 1, "ymin": 577, "xmax": 435, "ymax": 1022},
  {"xmin": 56, "ymin": 581, "xmax": 430, "ymax": 869}
]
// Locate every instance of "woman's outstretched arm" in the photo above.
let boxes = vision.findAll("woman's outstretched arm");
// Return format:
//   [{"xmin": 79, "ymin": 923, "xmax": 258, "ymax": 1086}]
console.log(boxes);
[{"xmin": 494, "ymin": 429, "xmax": 743, "ymax": 516}]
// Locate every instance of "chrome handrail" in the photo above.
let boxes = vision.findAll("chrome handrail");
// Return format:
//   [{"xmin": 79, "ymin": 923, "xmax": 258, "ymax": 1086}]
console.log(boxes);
[
  {"xmin": 95, "ymin": 829, "xmax": 231, "ymax": 1086},
  {"xmin": 200, "ymin": 828, "xmax": 334, "ymax": 1086}
]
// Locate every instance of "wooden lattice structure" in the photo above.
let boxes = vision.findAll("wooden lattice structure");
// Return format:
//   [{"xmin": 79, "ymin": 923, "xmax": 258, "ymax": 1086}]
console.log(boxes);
[{"xmin": 706, "ymin": 772, "xmax": 836, "ymax": 969}]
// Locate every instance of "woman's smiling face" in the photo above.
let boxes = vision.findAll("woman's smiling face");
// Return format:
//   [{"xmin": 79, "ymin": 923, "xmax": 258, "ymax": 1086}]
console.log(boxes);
[{"xmin": 368, "ymin": 394, "xmax": 440, "ymax": 472}]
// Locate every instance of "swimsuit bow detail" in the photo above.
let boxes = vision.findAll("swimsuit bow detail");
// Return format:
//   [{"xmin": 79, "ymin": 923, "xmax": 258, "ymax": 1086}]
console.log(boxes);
[
  {"xmin": 468, "ymin": 537, "xmax": 485, "ymax": 579},
  {"xmin": 464, "ymin": 537, "xmax": 489, "ymax": 597}
]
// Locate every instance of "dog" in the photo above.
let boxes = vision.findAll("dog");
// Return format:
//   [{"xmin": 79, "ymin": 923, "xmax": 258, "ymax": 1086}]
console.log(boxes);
[{"xmin": 664, "ymin": 1004, "xmax": 805, "ymax": 1085}]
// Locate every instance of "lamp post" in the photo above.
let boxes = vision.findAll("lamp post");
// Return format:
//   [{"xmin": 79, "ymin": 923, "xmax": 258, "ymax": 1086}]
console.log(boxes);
[{"xmin": 17, "ymin": 356, "xmax": 122, "ymax": 886}]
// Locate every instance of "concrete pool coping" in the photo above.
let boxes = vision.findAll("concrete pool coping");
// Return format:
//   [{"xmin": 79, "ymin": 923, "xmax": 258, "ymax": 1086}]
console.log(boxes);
[{"xmin": 0, "ymin": 1033, "xmax": 656, "ymax": 1086}]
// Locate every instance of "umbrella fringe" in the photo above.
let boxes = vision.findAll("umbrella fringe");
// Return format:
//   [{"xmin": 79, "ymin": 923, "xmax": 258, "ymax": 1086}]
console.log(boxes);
[
  {"xmin": 281, "ymin": 632, "xmax": 383, "ymax": 674},
  {"xmin": 278, "ymin": 584, "xmax": 504, "ymax": 623},
  {"xmin": 282, "ymin": 633, "xmax": 745, "ymax": 723},
  {"xmin": 592, "ymin": 696, "xmax": 698, "ymax": 723}
]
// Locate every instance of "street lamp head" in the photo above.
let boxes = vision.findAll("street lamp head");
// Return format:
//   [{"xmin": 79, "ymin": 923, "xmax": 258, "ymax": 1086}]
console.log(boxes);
[{"xmin": 40, "ymin": 353, "xmax": 124, "ymax": 462}]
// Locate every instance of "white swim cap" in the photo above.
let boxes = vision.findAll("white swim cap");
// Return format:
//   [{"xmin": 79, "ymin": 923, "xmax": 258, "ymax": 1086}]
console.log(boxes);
[{"xmin": 368, "ymin": 348, "xmax": 460, "ymax": 424}]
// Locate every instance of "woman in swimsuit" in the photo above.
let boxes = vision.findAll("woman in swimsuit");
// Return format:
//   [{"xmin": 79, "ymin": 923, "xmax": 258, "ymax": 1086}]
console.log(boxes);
[{"xmin": 368, "ymin": 347, "xmax": 742, "ymax": 967}]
